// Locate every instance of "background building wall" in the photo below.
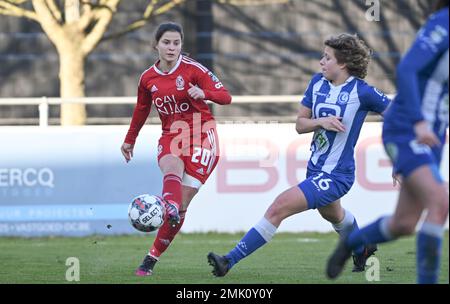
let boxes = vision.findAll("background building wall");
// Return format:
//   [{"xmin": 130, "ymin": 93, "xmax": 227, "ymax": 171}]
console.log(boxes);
[{"xmin": 0, "ymin": 0, "xmax": 434, "ymax": 121}]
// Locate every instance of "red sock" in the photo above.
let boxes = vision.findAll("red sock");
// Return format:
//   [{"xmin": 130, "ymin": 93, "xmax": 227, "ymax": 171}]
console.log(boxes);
[
  {"xmin": 162, "ymin": 174, "xmax": 182, "ymax": 209},
  {"xmin": 149, "ymin": 210, "xmax": 186, "ymax": 258}
]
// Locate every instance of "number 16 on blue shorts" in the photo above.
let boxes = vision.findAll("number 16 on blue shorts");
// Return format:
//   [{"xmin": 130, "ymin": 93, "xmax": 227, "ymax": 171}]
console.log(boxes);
[{"xmin": 298, "ymin": 171, "xmax": 354, "ymax": 210}]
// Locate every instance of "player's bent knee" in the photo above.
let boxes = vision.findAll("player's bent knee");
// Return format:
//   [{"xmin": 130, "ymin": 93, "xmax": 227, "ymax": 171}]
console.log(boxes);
[
  {"xmin": 265, "ymin": 199, "xmax": 288, "ymax": 224},
  {"xmin": 265, "ymin": 203, "xmax": 282, "ymax": 222},
  {"xmin": 181, "ymin": 186, "xmax": 199, "ymax": 210},
  {"xmin": 391, "ymin": 221, "xmax": 416, "ymax": 237},
  {"xmin": 430, "ymin": 192, "xmax": 449, "ymax": 223},
  {"xmin": 421, "ymin": 187, "xmax": 449, "ymax": 222},
  {"xmin": 265, "ymin": 191, "xmax": 302, "ymax": 224},
  {"xmin": 159, "ymin": 155, "xmax": 184, "ymax": 174},
  {"xmin": 438, "ymin": 192, "xmax": 449, "ymax": 214},
  {"xmin": 321, "ymin": 213, "xmax": 342, "ymax": 224},
  {"xmin": 162, "ymin": 164, "xmax": 183, "ymax": 175},
  {"xmin": 318, "ymin": 204, "xmax": 343, "ymax": 223}
]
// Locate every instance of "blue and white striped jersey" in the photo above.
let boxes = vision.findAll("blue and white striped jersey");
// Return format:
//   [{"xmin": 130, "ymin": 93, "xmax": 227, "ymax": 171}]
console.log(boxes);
[
  {"xmin": 384, "ymin": 7, "xmax": 449, "ymax": 139},
  {"xmin": 302, "ymin": 74, "xmax": 390, "ymax": 176}
]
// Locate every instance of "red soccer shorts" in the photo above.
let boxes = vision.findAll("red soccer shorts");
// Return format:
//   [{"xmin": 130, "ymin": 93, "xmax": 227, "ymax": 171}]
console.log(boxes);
[{"xmin": 157, "ymin": 127, "xmax": 220, "ymax": 188}]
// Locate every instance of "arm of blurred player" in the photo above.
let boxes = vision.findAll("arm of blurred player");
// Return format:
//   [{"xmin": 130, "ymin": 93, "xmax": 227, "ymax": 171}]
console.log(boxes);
[
  {"xmin": 414, "ymin": 120, "xmax": 441, "ymax": 147},
  {"xmin": 392, "ymin": 170, "xmax": 402, "ymax": 187},
  {"xmin": 396, "ymin": 13, "xmax": 448, "ymax": 126}
]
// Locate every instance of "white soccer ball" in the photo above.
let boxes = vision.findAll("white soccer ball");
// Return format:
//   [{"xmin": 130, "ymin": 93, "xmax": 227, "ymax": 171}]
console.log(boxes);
[{"xmin": 128, "ymin": 194, "xmax": 165, "ymax": 232}]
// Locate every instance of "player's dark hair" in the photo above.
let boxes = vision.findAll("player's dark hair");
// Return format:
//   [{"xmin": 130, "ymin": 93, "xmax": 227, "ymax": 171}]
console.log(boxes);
[
  {"xmin": 154, "ymin": 22, "xmax": 184, "ymax": 44},
  {"xmin": 324, "ymin": 33, "xmax": 372, "ymax": 79}
]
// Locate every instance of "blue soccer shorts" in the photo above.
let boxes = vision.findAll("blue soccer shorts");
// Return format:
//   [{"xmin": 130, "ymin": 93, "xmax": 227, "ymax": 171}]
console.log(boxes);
[
  {"xmin": 382, "ymin": 127, "xmax": 444, "ymax": 182},
  {"xmin": 298, "ymin": 170, "xmax": 354, "ymax": 210}
]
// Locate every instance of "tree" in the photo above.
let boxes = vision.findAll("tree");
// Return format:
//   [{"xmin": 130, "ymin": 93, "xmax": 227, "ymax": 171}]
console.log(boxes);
[{"xmin": 0, "ymin": 0, "xmax": 185, "ymax": 125}]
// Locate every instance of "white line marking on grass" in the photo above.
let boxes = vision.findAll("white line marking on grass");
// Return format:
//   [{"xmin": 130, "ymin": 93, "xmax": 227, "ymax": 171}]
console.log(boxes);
[{"xmin": 295, "ymin": 238, "xmax": 320, "ymax": 243}]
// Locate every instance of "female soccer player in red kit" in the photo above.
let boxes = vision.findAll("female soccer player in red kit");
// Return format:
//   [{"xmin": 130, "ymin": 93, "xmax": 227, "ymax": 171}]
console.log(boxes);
[{"xmin": 121, "ymin": 22, "xmax": 232, "ymax": 276}]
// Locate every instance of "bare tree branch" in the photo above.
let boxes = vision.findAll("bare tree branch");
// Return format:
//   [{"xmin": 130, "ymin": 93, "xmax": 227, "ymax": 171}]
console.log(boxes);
[
  {"xmin": 101, "ymin": 0, "xmax": 185, "ymax": 41},
  {"xmin": 5, "ymin": 0, "xmax": 29, "ymax": 4},
  {"xmin": 78, "ymin": 1, "xmax": 94, "ymax": 31},
  {"xmin": 218, "ymin": 0, "xmax": 289, "ymax": 6},
  {"xmin": 31, "ymin": 0, "xmax": 64, "ymax": 43},
  {"xmin": 143, "ymin": 0, "xmax": 159, "ymax": 18},
  {"xmin": 0, "ymin": 0, "xmax": 38, "ymax": 21},
  {"xmin": 153, "ymin": 0, "xmax": 184, "ymax": 14},
  {"xmin": 81, "ymin": 0, "xmax": 120, "ymax": 55},
  {"xmin": 44, "ymin": 0, "xmax": 62, "ymax": 22},
  {"xmin": 64, "ymin": 0, "xmax": 80, "ymax": 23}
]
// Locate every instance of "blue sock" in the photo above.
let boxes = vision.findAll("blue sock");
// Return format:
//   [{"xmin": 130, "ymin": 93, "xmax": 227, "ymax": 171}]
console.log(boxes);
[
  {"xmin": 417, "ymin": 222, "xmax": 443, "ymax": 284},
  {"xmin": 225, "ymin": 217, "xmax": 277, "ymax": 269},
  {"xmin": 350, "ymin": 220, "xmax": 365, "ymax": 255},
  {"xmin": 332, "ymin": 209, "xmax": 364, "ymax": 255},
  {"xmin": 346, "ymin": 216, "xmax": 394, "ymax": 250}
]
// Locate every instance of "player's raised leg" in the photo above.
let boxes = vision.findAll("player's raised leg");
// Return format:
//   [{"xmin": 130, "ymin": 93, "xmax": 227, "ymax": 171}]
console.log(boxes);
[
  {"xmin": 150, "ymin": 186, "xmax": 198, "ymax": 257},
  {"xmin": 135, "ymin": 154, "xmax": 184, "ymax": 276},
  {"xmin": 136, "ymin": 185, "xmax": 198, "ymax": 276},
  {"xmin": 208, "ymin": 186, "xmax": 308, "ymax": 277},
  {"xmin": 326, "ymin": 166, "xmax": 427, "ymax": 279}
]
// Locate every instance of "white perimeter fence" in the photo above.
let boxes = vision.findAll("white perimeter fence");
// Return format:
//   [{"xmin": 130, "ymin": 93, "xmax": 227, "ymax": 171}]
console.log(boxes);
[{"xmin": 0, "ymin": 95, "xmax": 395, "ymax": 126}]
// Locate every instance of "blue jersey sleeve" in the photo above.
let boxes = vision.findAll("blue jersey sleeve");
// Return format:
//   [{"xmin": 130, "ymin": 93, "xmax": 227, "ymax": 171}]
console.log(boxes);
[
  {"xmin": 358, "ymin": 83, "xmax": 391, "ymax": 114},
  {"xmin": 396, "ymin": 9, "xmax": 449, "ymax": 123},
  {"xmin": 301, "ymin": 73, "xmax": 322, "ymax": 108}
]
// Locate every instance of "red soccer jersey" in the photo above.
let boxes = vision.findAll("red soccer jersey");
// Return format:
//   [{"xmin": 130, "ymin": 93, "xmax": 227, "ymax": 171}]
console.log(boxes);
[{"xmin": 125, "ymin": 55, "xmax": 232, "ymax": 145}]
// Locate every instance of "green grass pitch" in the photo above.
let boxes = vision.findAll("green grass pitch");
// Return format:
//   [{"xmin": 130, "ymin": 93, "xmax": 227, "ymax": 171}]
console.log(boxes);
[{"xmin": 0, "ymin": 231, "xmax": 448, "ymax": 284}]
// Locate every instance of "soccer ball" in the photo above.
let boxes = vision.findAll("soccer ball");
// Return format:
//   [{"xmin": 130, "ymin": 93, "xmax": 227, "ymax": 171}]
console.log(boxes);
[{"xmin": 128, "ymin": 194, "xmax": 165, "ymax": 232}]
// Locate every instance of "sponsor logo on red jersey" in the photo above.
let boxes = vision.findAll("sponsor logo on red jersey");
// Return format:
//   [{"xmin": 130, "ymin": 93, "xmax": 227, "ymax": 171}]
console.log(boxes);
[
  {"xmin": 153, "ymin": 94, "xmax": 190, "ymax": 115},
  {"xmin": 176, "ymin": 75, "xmax": 185, "ymax": 91}
]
